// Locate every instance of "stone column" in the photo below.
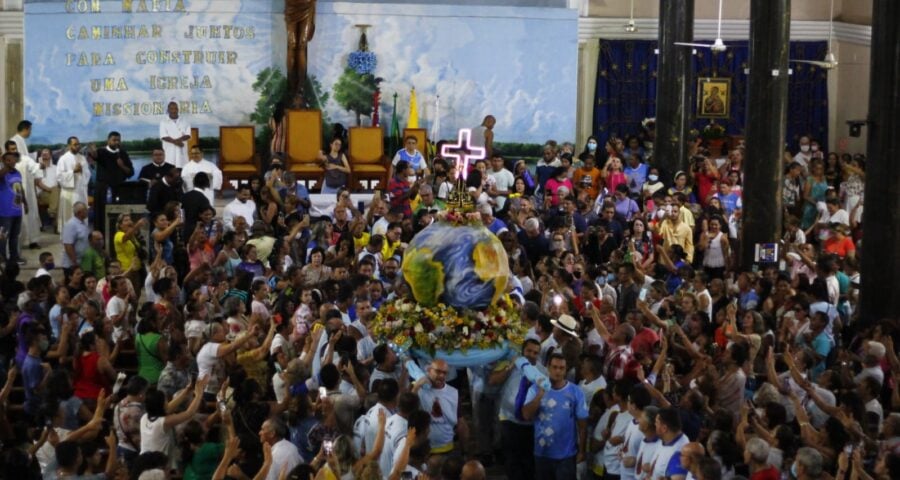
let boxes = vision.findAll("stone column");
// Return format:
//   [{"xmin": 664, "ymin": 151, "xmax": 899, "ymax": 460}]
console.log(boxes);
[
  {"xmin": 859, "ymin": 0, "xmax": 900, "ymax": 324},
  {"xmin": 740, "ymin": 0, "xmax": 790, "ymax": 267},
  {"xmin": 654, "ymin": 0, "xmax": 694, "ymax": 177}
]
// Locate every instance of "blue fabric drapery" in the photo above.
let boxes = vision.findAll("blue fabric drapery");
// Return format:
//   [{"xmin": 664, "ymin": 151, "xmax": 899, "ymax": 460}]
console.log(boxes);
[{"xmin": 593, "ymin": 40, "xmax": 829, "ymax": 150}]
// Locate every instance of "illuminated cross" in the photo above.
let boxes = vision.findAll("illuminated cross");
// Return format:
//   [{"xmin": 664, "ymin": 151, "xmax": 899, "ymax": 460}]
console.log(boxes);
[{"xmin": 441, "ymin": 128, "xmax": 485, "ymax": 181}]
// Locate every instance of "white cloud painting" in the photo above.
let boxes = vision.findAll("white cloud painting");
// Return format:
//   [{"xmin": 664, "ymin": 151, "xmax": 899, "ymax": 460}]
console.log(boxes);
[{"xmin": 310, "ymin": 2, "xmax": 578, "ymax": 144}]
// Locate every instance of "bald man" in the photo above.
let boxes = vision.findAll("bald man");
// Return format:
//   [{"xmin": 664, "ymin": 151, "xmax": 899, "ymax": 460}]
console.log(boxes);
[
  {"xmin": 461, "ymin": 459, "xmax": 486, "ymax": 480},
  {"xmin": 676, "ymin": 442, "xmax": 706, "ymax": 480},
  {"xmin": 414, "ymin": 359, "xmax": 466, "ymax": 455}
]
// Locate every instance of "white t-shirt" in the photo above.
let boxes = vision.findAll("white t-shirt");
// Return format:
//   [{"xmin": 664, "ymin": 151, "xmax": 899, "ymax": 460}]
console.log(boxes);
[
  {"xmin": 489, "ymin": 168, "xmax": 515, "ymax": 209},
  {"xmin": 106, "ymin": 295, "xmax": 131, "ymax": 343},
  {"xmin": 380, "ymin": 413, "xmax": 409, "ymax": 475},
  {"xmin": 635, "ymin": 437, "xmax": 661, "ymax": 480},
  {"xmin": 579, "ymin": 375, "xmax": 607, "ymax": 407},
  {"xmin": 140, "ymin": 414, "xmax": 172, "ymax": 456},
  {"xmin": 361, "ymin": 403, "xmax": 391, "ymax": 456},
  {"xmin": 418, "ymin": 384, "xmax": 459, "ymax": 450},
  {"xmin": 268, "ymin": 439, "xmax": 302, "ymax": 480},
  {"xmin": 197, "ymin": 342, "xmax": 224, "ymax": 394},
  {"xmin": 650, "ymin": 433, "xmax": 689, "ymax": 480},
  {"xmin": 621, "ymin": 419, "xmax": 645, "ymax": 480},
  {"xmin": 599, "ymin": 409, "xmax": 633, "ymax": 475}
]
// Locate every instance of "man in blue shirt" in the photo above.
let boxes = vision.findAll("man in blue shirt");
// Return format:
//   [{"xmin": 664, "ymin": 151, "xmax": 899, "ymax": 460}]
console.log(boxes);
[
  {"xmin": 522, "ymin": 352, "xmax": 588, "ymax": 480},
  {"xmin": 0, "ymin": 151, "xmax": 25, "ymax": 265}
]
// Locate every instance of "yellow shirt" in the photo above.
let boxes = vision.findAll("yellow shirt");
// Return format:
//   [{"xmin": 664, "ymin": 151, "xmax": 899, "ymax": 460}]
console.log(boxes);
[
  {"xmin": 114, "ymin": 231, "xmax": 141, "ymax": 271},
  {"xmin": 353, "ymin": 232, "xmax": 371, "ymax": 251},
  {"xmin": 658, "ymin": 219, "xmax": 695, "ymax": 263},
  {"xmin": 382, "ymin": 239, "xmax": 400, "ymax": 260}
]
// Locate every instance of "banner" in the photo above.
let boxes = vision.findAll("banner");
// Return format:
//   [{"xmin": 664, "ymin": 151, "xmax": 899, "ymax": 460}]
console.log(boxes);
[{"xmin": 24, "ymin": 0, "xmax": 278, "ymax": 145}]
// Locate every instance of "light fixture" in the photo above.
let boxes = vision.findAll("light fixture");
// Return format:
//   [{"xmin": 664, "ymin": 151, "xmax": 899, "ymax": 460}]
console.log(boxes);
[{"xmin": 623, "ymin": 0, "xmax": 637, "ymax": 32}]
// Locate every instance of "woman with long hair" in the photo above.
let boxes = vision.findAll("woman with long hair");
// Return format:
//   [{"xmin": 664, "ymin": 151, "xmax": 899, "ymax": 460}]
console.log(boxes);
[
  {"xmin": 139, "ymin": 379, "xmax": 208, "ymax": 459},
  {"xmin": 72, "ymin": 332, "xmax": 115, "ymax": 408}
]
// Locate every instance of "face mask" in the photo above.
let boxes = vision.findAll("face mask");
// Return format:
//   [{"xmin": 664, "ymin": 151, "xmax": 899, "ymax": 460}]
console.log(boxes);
[
  {"xmin": 553, "ymin": 241, "xmax": 566, "ymax": 250},
  {"xmin": 596, "ymin": 276, "xmax": 607, "ymax": 287},
  {"xmin": 587, "ymin": 142, "xmax": 597, "ymax": 151},
  {"xmin": 607, "ymin": 273, "xmax": 616, "ymax": 283},
  {"xmin": 818, "ymin": 229, "xmax": 830, "ymax": 241},
  {"xmin": 573, "ymin": 271, "xmax": 582, "ymax": 279},
  {"xmin": 800, "ymin": 145, "xmax": 810, "ymax": 153},
  {"xmin": 648, "ymin": 175, "xmax": 659, "ymax": 182},
  {"xmin": 811, "ymin": 145, "xmax": 819, "ymax": 152},
  {"xmin": 39, "ymin": 338, "xmax": 50, "ymax": 352},
  {"xmin": 407, "ymin": 176, "xmax": 417, "ymax": 183},
  {"xmin": 44, "ymin": 262, "xmax": 54, "ymax": 271}
]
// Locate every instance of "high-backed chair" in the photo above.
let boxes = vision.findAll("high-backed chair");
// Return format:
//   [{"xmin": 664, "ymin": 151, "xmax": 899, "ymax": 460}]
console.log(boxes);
[
  {"xmin": 348, "ymin": 126, "xmax": 387, "ymax": 191},
  {"xmin": 285, "ymin": 109, "xmax": 324, "ymax": 189},
  {"xmin": 219, "ymin": 126, "xmax": 257, "ymax": 188},
  {"xmin": 188, "ymin": 127, "xmax": 200, "ymax": 152},
  {"xmin": 402, "ymin": 128, "xmax": 429, "ymax": 162}
]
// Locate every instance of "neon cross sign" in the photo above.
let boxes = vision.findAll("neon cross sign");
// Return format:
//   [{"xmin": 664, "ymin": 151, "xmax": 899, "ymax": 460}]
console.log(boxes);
[{"xmin": 440, "ymin": 128, "xmax": 485, "ymax": 181}]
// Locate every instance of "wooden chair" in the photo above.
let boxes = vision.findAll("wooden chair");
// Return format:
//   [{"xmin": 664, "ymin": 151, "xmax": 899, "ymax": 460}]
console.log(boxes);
[
  {"xmin": 349, "ymin": 126, "xmax": 387, "ymax": 191},
  {"xmin": 285, "ymin": 109, "xmax": 324, "ymax": 189},
  {"xmin": 188, "ymin": 127, "xmax": 199, "ymax": 152},
  {"xmin": 403, "ymin": 128, "xmax": 429, "ymax": 162},
  {"xmin": 219, "ymin": 126, "xmax": 257, "ymax": 188}
]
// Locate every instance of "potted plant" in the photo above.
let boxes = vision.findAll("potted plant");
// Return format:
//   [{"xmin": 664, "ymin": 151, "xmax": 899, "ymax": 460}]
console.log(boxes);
[{"xmin": 700, "ymin": 121, "xmax": 727, "ymax": 154}]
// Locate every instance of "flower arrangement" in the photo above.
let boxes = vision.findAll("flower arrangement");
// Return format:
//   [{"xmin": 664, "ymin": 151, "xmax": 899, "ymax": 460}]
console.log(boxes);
[
  {"xmin": 348, "ymin": 51, "xmax": 377, "ymax": 75},
  {"xmin": 436, "ymin": 209, "xmax": 482, "ymax": 226},
  {"xmin": 700, "ymin": 121, "xmax": 726, "ymax": 140},
  {"xmin": 371, "ymin": 295, "xmax": 526, "ymax": 356}
]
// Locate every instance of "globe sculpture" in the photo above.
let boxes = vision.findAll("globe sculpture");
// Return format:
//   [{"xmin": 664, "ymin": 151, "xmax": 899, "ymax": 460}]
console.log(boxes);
[{"xmin": 401, "ymin": 221, "xmax": 509, "ymax": 310}]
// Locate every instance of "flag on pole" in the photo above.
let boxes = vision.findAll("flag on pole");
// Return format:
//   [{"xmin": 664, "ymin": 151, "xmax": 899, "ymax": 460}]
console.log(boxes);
[
  {"xmin": 429, "ymin": 95, "xmax": 441, "ymax": 159},
  {"xmin": 390, "ymin": 92, "xmax": 401, "ymax": 154},
  {"xmin": 430, "ymin": 95, "xmax": 441, "ymax": 144},
  {"xmin": 407, "ymin": 87, "xmax": 419, "ymax": 129}
]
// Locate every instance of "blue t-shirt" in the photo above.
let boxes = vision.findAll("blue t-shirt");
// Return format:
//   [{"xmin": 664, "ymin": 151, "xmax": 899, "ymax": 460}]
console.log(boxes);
[
  {"xmin": 487, "ymin": 217, "xmax": 508, "ymax": 235},
  {"xmin": 394, "ymin": 149, "xmax": 424, "ymax": 171},
  {"xmin": 525, "ymin": 381, "xmax": 589, "ymax": 459},
  {"xmin": 715, "ymin": 192, "xmax": 743, "ymax": 216},
  {"xmin": 666, "ymin": 450, "xmax": 690, "ymax": 478},
  {"xmin": 22, "ymin": 353, "xmax": 44, "ymax": 415},
  {"xmin": 0, "ymin": 168, "xmax": 24, "ymax": 217},
  {"xmin": 624, "ymin": 163, "xmax": 649, "ymax": 194}
]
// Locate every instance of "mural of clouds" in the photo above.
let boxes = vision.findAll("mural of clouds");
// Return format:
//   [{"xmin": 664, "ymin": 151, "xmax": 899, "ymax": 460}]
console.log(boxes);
[
  {"xmin": 23, "ymin": 1, "xmax": 577, "ymax": 145},
  {"xmin": 310, "ymin": 2, "xmax": 577, "ymax": 144},
  {"xmin": 24, "ymin": 0, "xmax": 277, "ymax": 144}
]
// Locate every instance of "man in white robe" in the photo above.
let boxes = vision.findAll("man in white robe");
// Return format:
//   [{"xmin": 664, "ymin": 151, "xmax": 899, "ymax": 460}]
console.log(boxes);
[
  {"xmin": 181, "ymin": 145, "xmax": 222, "ymax": 204},
  {"xmin": 56, "ymin": 137, "xmax": 91, "ymax": 233},
  {"xmin": 8, "ymin": 121, "xmax": 42, "ymax": 248},
  {"xmin": 159, "ymin": 101, "xmax": 192, "ymax": 167}
]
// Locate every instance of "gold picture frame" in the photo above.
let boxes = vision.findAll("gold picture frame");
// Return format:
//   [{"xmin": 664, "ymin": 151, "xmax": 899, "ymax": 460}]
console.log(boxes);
[{"xmin": 697, "ymin": 77, "xmax": 730, "ymax": 118}]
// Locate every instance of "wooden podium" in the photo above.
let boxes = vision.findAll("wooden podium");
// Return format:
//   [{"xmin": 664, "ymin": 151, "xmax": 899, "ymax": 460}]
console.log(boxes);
[
  {"xmin": 349, "ymin": 126, "xmax": 387, "ymax": 191},
  {"xmin": 285, "ymin": 109, "xmax": 324, "ymax": 189}
]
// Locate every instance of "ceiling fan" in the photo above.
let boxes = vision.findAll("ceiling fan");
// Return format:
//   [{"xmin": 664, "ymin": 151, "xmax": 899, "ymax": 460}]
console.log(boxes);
[
  {"xmin": 624, "ymin": 0, "xmax": 637, "ymax": 32},
  {"xmin": 791, "ymin": 0, "xmax": 839, "ymax": 69},
  {"xmin": 674, "ymin": 0, "xmax": 728, "ymax": 53}
]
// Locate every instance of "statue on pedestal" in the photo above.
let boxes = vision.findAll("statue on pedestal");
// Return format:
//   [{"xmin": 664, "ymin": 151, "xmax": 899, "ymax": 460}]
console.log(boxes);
[{"xmin": 285, "ymin": 0, "xmax": 316, "ymax": 101}]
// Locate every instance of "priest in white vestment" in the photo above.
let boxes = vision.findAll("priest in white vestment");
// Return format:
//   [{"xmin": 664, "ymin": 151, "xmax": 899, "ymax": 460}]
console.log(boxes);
[
  {"xmin": 56, "ymin": 137, "xmax": 91, "ymax": 233},
  {"xmin": 181, "ymin": 145, "xmax": 222, "ymax": 204},
  {"xmin": 9, "ymin": 122, "xmax": 42, "ymax": 247},
  {"xmin": 159, "ymin": 101, "xmax": 191, "ymax": 168}
]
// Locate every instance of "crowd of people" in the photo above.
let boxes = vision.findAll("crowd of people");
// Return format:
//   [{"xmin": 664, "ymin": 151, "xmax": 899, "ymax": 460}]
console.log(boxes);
[{"xmin": 0, "ymin": 113, "xmax": 895, "ymax": 480}]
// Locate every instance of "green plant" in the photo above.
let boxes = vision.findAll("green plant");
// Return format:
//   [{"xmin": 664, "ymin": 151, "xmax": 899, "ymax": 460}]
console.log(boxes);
[
  {"xmin": 700, "ymin": 121, "xmax": 726, "ymax": 140},
  {"xmin": 333, "ymin": 67, "xmax": 381, "ymax": 126}
]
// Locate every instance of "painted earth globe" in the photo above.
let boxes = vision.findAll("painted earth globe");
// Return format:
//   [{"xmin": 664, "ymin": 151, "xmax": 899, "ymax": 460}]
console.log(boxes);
[{"xmin": 401, "ymin": 222, "xmax": 510, "ymax": 310}]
